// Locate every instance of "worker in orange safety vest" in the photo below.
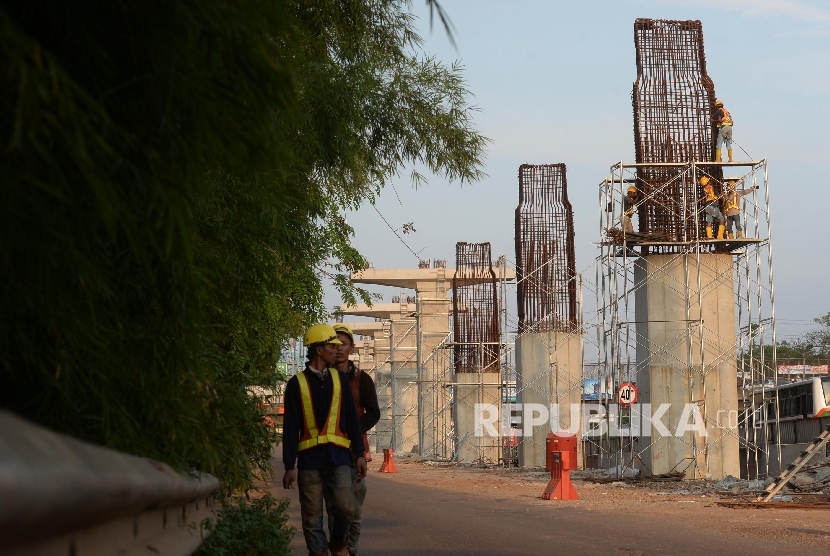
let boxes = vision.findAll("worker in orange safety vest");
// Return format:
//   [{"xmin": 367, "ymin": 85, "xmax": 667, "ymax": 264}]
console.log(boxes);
[
  {"xmin": 283, "ymin": 324, "xmax": 366, "ymax": 556},
  {"xmin": 723, "ymin": 180, "xmax": 759, "ymax": 239},
  {"xmin": 711, "ymin": 99, "xmax": 734, "ymax": 162},
  {"xmin": 700, "ymin": 176, "xmax": 726, "ymax": 239}
]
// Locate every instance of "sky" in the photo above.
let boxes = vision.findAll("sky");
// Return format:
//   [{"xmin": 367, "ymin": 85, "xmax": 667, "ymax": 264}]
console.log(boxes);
[{"xmin": 324, "ymin": 0, "xmax": 830, "ymax": 344}]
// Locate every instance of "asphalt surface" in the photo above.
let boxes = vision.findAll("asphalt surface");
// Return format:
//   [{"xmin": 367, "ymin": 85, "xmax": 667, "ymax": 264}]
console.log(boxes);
[{"xmin": 274, "ymin": 466, "xmax": 822, "ymax": 556}]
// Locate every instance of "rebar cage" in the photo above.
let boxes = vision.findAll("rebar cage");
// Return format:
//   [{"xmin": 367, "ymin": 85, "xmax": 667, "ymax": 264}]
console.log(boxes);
[
  {"xmin": 515, "ymin": 164, "xmax": 577, "ymax": 332},
  {"xmin": 632, "ymin": 19, "xmax": 724, "ymax": 250},
  {"xmin": 452, "ymin": 242, "xmax": 500, "ymax": 374}
]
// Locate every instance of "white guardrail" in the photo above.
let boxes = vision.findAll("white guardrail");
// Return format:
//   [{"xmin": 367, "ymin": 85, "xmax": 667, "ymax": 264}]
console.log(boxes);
[{"xmin": 0, "ymin": 411, "xmax": 219, "ymax": 555}]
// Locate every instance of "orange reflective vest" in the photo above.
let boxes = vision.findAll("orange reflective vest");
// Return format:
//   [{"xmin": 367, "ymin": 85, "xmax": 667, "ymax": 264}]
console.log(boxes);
[
  {"xmin": 704, "ymin": 184, "xmax": 718, "ymax": 202},
  {"xmin": 718, "ymin": 107, "xmax": 732, "ymax": 127},
  {"xmin": 297, "ymin": 370, "xmax": 351, "ymax": 451},
  {"xmin": 725, "ymin": 191, "xmax": 740, "ymax": 211}
]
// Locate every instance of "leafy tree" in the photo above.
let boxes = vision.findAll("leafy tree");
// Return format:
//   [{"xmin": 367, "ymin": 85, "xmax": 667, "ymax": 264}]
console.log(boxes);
[
  {"xmin": 797, "ymin": 312, "xmax": 830, "ymax": 358},
  {"xmin": 1, "ymin": 0, "xmax": 484, "ymax": 491}
]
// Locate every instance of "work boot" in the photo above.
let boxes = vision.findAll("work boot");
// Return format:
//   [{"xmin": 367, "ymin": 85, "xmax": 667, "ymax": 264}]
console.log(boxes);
[
  {"xmin": 716, "ymin": 224, "xmax": 725, "ymax": 239},
  {"xmin": 329, "ymin": 543, "xmax": 349, "ymax": 556},
  {"xmin": 728, "ymin": 149, "xmax": 734, "ymax": 162},
  {"xmin": 726, "ymin": 231, "xmax": 733, "ymax": 239},
  {"xmin": 737, "ymin": 230, "xmax": 744, "ymax": 239},
  {"xmin": 715, "ymin": 148, "xmax": 722, "ymax": 162},
  {"xmin": 705, "ymin": 225, "xmax": 713, "ymax": 239}
]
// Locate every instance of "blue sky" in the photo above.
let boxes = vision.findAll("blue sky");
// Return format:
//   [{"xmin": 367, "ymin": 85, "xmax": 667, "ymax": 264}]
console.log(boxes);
[{"xmin": 325, "ymin": 0, "xmax": 830, "ymax": 343}]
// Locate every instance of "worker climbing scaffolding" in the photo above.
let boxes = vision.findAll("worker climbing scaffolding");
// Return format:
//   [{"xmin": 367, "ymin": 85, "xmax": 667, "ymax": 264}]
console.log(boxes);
[{"xmin": 712, "ymin": 99, "xmax": 734, "ymax": 162}]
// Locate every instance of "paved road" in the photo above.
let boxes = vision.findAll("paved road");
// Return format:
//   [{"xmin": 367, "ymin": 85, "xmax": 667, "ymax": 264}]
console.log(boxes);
[{"xmin": 275, "ymin": 469, "xmax": 822, "ymax": 555}]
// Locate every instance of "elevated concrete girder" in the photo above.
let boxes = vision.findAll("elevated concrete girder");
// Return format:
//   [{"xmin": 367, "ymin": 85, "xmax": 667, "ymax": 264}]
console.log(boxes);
[
  {"xmin": 339, "ymin": 303, "xmax": 413, "ymax": 320},
  {"xmin": 351, "ymin": 267, "xmax": 515, "ymax": 290},
  {"xmin": 338, "ymin": 321, "xmax": 385, "ymax": 337}
]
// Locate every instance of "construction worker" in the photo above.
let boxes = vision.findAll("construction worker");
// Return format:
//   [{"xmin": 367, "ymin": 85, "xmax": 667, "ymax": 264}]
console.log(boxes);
[
  {"xmin": 326, "ymin": 323, "xmax": 380, "ymax": 556},
  {"xmin": 711, "ymin": 99, "xmax": 733, "ymax": 162},
  {"xmin": 724, "ymin": 180, "xmax": 759, "ymax": 238},
  {"xmin": 283, "ymin": 323, "xmax": 366, "ymax": 556},
  {"xmin": 622, "ymin": 185, "xmax": 639, "ymax": 234},
  {"xmin": 700, "ymin": 176, "xmax": 725, "ymax": 239}
]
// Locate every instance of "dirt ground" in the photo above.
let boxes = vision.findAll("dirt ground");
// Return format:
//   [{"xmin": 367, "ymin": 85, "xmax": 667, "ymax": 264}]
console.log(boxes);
[{"xmin": 364, "ymin": 455, "xmax": 830, "ymax": 550}]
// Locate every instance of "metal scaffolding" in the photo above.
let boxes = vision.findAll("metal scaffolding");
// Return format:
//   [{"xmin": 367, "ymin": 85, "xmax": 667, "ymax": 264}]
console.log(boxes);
[
  {"xmin": 595, "ymin": 159, "xmax": 778, "ymax": 478},
  {"xmin": 585, "ymin": 19, "xmax": 782, "ymax": 479}
]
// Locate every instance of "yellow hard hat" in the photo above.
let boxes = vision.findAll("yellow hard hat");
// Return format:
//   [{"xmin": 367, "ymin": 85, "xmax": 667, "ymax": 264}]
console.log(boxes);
[
  {"xmin": 332, "ymin": 323, "xmax": 354, "ymax": 343},
  {"xmin": 303, "ymin": 323, "xmax": 343, "ymax": 346},
  {"xmin": 627, "ymin": 185, "xmax": 637, "ymax": 193},
  {"xmin": 700, "ymin": 176, "xmax": 710, "ymax": 186},
  {"xmin": 715, "ymin": 99, "xmax": 724, "ymax": 107}
]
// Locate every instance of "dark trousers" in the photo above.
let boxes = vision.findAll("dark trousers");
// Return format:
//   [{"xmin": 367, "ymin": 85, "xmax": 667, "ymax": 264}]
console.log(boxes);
[
  {"xmin": 298, "ymin": 465, "xmax": 358, "ymax": 553},
  {"xmin": 327, "ymin": 465, "xmax": 367, "ymax": 554}
]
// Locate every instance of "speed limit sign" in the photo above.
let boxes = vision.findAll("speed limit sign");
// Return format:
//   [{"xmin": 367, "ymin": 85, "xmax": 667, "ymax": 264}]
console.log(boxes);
[{"xmin": 619, "ymin": 382, "xmax": 638, "ymax": 406}]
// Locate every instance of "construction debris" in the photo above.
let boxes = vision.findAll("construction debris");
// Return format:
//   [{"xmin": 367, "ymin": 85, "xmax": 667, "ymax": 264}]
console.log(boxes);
[
  {"xmin": 605, "ymin": 227, "xmax": 674, "ymax": 244},
  {"xmin": 580, "ymin": 471, "xmax": 684, "ymax": 484},
  {"xmin": 717, "ymin": 501, "xmax": 830, "ymax": 510}
]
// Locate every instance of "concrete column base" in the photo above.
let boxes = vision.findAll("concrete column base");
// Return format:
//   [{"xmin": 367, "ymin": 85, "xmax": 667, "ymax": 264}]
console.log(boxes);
[
  {"xmin": 634, "ymin": 254, "xmax": 739, "ymax": 479},
  {"xmin": 516, "ymin": 332, "xmax": 582, "ymax": 468},
  {"xmin": 454, "ymin": 372, "xmax": 501, "ymax": 463}
]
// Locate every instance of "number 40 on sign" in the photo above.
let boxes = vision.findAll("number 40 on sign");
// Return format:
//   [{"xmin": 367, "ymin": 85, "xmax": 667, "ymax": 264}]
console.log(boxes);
[{"xmin": 618, "ymin": 382, "xmax": 638, "ymax": 406}]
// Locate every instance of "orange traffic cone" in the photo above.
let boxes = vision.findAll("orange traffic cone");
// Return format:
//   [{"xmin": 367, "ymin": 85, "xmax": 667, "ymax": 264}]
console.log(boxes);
[{"xmin": 379, "ymin": 448, "xmax": 398, "ymax": 473}]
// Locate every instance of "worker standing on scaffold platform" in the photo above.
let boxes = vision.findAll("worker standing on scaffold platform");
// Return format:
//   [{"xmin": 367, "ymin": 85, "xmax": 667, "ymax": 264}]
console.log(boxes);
[
  {"xmin": 724, "ymin": 180, "xmax": 759, "ymax": 239},
  {"xmin": 622, "ymin": 185, "xmax": 639, "ymax": 233},
  {"xmin": 700, "ymin": 176, "xmax": 725, "ymax": 239},
  {"xmin": 711, "ymin": 99, "xmax": 733, "ymax": 162},
  {"xmin": 283, "ymin": 323, "xmax": 366, "ymax": 556}
]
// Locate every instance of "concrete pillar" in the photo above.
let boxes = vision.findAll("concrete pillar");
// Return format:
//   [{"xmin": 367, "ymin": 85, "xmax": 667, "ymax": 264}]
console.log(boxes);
[
  {"xmin": 516, "ymin": 332, "xmax": 582, "ymax": 468},
  {"xmin": 454, "ymin": 372, "xmax": 501, "ymax": 463},
  {"xmin": 634, "ymin": 253, "xmax": 739, "ymax": 479},
  {"xmin": 414, "ymin": 274, "xmax": 451, "ymax": 459}
]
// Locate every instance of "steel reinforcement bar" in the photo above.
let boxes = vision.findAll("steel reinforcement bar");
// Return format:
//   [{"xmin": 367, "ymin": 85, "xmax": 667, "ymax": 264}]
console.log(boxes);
[
  {"xmin": 452, "ymin": 242, "xmax": 500, "ymax": 373},
  {"xmin": 632, "ymin": 18, "xmax": 723, "ymax": 252},
  {"xmin": 515, "ymin": 163, "xmax": 577, "ymax": 333}
]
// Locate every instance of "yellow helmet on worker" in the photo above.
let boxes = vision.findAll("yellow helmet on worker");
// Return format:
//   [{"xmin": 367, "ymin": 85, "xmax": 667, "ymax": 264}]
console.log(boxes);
[
  {"xmin": 715, "ymin": 99, "xmax": 724, "ymax": 107},
  {"xmin": 700, "ymin": 176, "xmax": 710, "ymax": 186},
  {"xmin": 627, "ymin": 185, "xmax": 637, "ymax": 194},
  {"xmin": 332, "ymin": 323, "xmax": 354, "ymax": 343},
  {"xmin": 303, "ymin": 323, "xmax": 343, "ymax": 346}
]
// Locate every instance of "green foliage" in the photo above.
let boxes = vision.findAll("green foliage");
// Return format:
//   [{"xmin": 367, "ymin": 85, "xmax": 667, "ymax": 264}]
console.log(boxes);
[
  {"xmin": 796, "ymin": 312, "xmax": 830, "ymax": 358},
  {"xmin": 198, "ymin": 494, "xmax": 294, "ymax": 556},
  {"xmin": 1, "ymin": 0, "xmax": 485, "ymax": 492}
]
